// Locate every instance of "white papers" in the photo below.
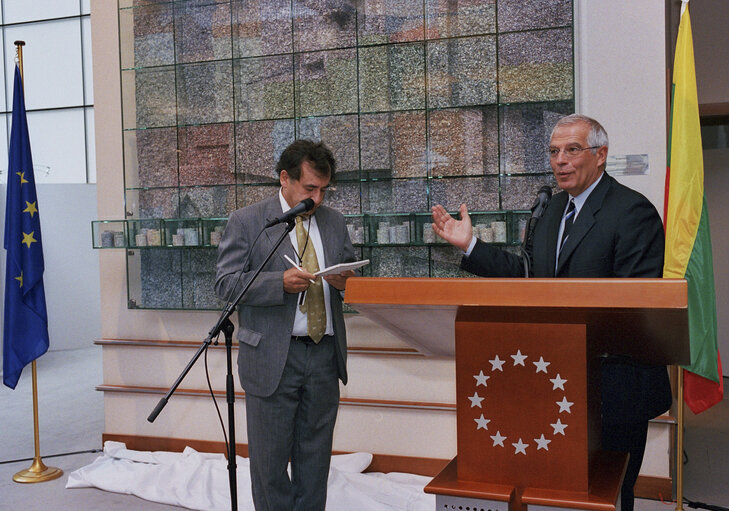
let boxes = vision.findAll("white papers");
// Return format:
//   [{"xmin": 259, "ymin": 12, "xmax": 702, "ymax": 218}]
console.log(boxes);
[{"xmin": 315, "ymin": 259, "xmax": 370, "ymax": 277}]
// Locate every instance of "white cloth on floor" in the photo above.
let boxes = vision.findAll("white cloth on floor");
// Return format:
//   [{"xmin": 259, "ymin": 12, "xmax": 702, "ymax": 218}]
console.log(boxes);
[{"xmin": 66, "ymin": 441, "xmax": 434, "ymax": 511}]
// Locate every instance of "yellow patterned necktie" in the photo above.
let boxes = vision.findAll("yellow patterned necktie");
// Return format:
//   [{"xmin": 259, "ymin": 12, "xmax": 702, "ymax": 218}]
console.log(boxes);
[{"xmin": 295, "ymin": 216, "xmax": 326, "ymax": 342}]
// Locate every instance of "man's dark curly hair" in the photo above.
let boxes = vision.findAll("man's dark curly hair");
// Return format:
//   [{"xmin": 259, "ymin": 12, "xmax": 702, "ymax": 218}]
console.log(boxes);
[{"xmin": 276, "ymin": 139, "xmax": 336, "ymax": 182}]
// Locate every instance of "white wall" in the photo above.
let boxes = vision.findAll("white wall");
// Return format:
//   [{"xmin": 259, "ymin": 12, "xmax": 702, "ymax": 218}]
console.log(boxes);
[
  {"xmin": 704, "ymin": 149, "xmax": 729, "ymax": 376},
  {"xmin": 0, "ymin": 183, "xmax": 101, "ymax": 377},
  {"xmin": 575, "ymin": 0, "xmax": 667, "ymax": 211}
]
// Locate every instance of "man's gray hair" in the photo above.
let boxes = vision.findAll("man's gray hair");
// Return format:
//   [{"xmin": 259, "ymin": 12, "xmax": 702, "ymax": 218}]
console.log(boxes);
[{"xmin": 551, "ymin": 114, "xmax": 609, "ymax": 153}]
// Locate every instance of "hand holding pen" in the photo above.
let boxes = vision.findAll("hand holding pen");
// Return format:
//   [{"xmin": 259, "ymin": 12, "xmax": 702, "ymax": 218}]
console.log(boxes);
[{"xmin": 282, "ymin": 254, "xmax": 316, "ymax": 294}]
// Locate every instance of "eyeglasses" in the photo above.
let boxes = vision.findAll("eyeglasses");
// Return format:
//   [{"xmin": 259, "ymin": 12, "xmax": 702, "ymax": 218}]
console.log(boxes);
[{"xmin": 548, "ymin": 146, "xmax": 601, "ymax": 159}]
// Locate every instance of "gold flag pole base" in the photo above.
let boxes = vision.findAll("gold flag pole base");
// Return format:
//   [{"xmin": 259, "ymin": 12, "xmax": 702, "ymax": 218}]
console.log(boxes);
[
  {"xmin": 13, "ymin": 457, "xmax": 63, "ymax": 483},
  {"xmin": 11, "ymin": 361, "xmax": 63, "ymax": 483}
]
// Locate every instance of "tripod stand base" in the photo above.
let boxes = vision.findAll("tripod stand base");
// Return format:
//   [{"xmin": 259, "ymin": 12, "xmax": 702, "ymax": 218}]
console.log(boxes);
[{"xmin": 13, "ymin": 457, "xmax": 63, "ymax": 483}]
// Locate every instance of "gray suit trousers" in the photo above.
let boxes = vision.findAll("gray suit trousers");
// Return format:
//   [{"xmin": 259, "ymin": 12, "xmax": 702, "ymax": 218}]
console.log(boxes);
[{"xmin": 245, "ymin": 335, "xmax": 340, "ymax": 511}]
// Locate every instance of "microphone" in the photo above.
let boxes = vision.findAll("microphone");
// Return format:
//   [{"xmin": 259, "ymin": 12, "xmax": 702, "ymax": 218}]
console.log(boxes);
[
  {"xmin": 530, "ymin": 186, "xmax": 552, "ymax": 219},
  {"xmin": 264, "ymin": 198, "xmax": 315, "ymax": 228}
]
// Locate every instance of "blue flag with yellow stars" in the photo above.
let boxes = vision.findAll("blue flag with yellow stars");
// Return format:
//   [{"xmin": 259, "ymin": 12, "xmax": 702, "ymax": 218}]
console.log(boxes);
[{"xmin": 3, "ymin": 64, "xmax": 49, "ymax": 389}]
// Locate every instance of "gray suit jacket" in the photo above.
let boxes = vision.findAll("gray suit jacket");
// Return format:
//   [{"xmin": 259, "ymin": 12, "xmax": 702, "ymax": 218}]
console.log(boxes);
[{"xmin": 215, "ymin": 195, "xmax": 355, "ymax": 397}]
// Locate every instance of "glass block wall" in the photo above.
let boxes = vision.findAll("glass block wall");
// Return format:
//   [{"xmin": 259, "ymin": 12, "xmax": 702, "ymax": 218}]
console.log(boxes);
[{"xmin": 118, "ymin": 0, "xmax": 574, "ymax": 310}]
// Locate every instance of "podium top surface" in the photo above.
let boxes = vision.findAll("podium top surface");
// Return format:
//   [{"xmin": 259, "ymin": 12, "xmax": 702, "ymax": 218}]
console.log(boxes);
[
  {"xmin": 345, "ymin": 278, "xmax": 689, "ymax": 361},
  {"xmin": 345, "ymin": 277, "xmax": 687, "ymax": 309}
]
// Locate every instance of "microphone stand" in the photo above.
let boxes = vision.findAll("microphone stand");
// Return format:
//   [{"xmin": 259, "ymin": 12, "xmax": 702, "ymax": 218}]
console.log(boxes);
[
  {"xmin": 520, "ymin": 216, "xmax": 536, "ymax": 278},
  {"xmin": 147, "ymin": 218, "xmax": 298, "ymax": 511}
]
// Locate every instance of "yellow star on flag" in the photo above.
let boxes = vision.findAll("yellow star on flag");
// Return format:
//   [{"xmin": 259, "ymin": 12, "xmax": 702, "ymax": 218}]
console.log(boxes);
[
  {"xmin": 23, "ymin": 201, "xmax": 38, "ymax": 217},
  {"xmin": 16, "ymin": 171, "xmax": 28, "ymax": 185},
  {"xmin": 22, "ymin": 231, "xmax": 37, "ymax": 248},
  {"xmin": 15, "ymin": 271, "xmax": 23, "ymax": 288}
]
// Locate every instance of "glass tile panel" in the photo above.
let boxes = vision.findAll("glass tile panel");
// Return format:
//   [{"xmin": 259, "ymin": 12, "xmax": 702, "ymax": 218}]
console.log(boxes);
[
  {"xmin": 427, "ymin": 36, "xmax": 497, "ymax": 108},
  {"xmin": 426, "ymin": 0, "xmax": 495, "ymax": 38},
  {"xmin": 176, "ymin": 61, "xmax": 234, "ymax": 125},
  {"xmin": 182, "ymin": 250, "xmax": 222, "ymax": 309},
  {"xmin": 179, "ymin": 185, "xmax": 237, "ymax": 218},
  {"xmin": 500, "ymin": 174, "xmax": 557, "ymax": 211},
  {"xmin": 499, "ymin": 101, "xmax": 572, "ymax": 174},
  {"xmin": 428, "ymin": 107, "xmax": 498, "ymax": 177},
  {"xmin": 431, "ymin": 245, "xmax": 475, "ymax": 277},
  {"xmin": 498, "ymin": 27, "xmax": 573, "ymax": 103},
  {"xmin": 429, "ymin": 176, "xmax": 499, "ymax": 211},
  {"xmin": 292, "ymin": 0, "xmax": 356, "ymax": 52},
  {"xmin": 235, "ymin": 120, "xmax": 296, "ymax": 183},
  {"xmin": 174, "ymin": 1, "xmax": 233, "ymax": 63},
  {"xmin": 126, "ymin": 128, "xmax": 178, "ymax": 189},
  {"xmin": 117, "ymin": 0, "xmax": 574, "ymax": 307},
  {"xmin": 360, "ymin": 111, "xmax": 427, "ymax": 178},
  {"xmin": 369, "ymin": 246, "xmax": 429, "ymax": 277},
  {"xmin": 362, "ymin": 179, "xmax": 428, "ymax": 213},
  {"xmin": 498, "ymin": 0, "xmax": 572, "ymax": 32},
  {"xmin": 297, "ymin": 115, "xmax": 359, "ymax": 175},
  {"xmin": 139, "ymin": 249, "xmax": 182, "ymax": 309},
  {"xmin": 233, "ymin": 0, "xmax": 293, "ymax": 58},
  {"xmin": 120, "ymin": 3, "xmax": 174, "ymax": 69},
  {"xmin": 123, "ymin": 66, "xmax": 177, "ymax": 130},
  {"xmin": 295, "ymin": 49, "xmax": 358, "ymax": 117},
  {"xmin": 359, "ymin": 43, "xmax": 425, "ymax": 112},
  {"xmin": 234, "ymin": 55, "xmax": 294, "ymax": 121},
  {"xmin": 324, "ymin": 181, "xmax": 361, "ymax": 215},
  {"xmin": 178, "ymin": 124, "xmax": 235, "ymax": 186},
  {"xmin": 136, "ymin": 187, "xmax": 180, "ymax": 219},
  {"xmin": 358, "ymin": 0, "xmax": 424, "ymax": 45},
  {"xmin": 237, "ymin": 183, "xmax": 279, "ymax": 208}
]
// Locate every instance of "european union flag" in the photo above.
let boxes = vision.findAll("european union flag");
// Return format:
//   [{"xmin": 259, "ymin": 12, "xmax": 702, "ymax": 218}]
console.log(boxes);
[{"xmin": 3, "ymin": 65, "xmax": 49, "ymax": 389}]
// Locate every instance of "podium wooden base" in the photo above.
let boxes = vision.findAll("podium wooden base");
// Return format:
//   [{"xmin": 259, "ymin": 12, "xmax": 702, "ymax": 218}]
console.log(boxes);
[{"xmin": 425, "ymin": 452, "xmax": 627, "ymax": 511}]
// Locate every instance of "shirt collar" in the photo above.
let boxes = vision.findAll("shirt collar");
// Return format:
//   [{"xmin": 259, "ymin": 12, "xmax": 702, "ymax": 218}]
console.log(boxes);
[{"xmin": 568, "ymin": 172, "xmax": 604, "ymax": 214}]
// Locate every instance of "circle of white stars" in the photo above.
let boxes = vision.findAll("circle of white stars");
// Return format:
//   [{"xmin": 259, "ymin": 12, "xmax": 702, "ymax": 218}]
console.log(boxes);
[{"xmin": 468, "ymin": 350, "xmax": 573, "ymax": 457}]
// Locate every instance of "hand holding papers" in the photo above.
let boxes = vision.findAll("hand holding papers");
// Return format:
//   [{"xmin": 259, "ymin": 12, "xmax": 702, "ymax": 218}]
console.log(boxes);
[{"xmin": 314, "ymin": 259, "xmax": 369, "ymax": 277}]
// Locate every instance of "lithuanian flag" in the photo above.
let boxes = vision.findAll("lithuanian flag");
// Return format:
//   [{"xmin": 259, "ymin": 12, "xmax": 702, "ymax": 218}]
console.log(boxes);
[{"xmin": 663, "ymin": 3, "xmax": 723, "ymax": 414}]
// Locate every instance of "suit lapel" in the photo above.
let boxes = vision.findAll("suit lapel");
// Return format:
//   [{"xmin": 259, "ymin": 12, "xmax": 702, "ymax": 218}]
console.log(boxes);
[
  {"xmin": 314, "ymin": 207, "xmax": 335, "ymax": 268},
  {"xmin": 555, "ymin": 173, "xmax": 612, "ymax": 275},
  {"xmin": 541, "ymin": 193, "xmax": 567, "ymax": 277}
]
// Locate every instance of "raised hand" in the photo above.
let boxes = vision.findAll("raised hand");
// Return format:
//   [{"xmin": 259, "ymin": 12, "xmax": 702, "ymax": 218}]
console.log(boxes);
[{"xmin": 431, "ymin": 203, "xmax": 473, "ymax": 252}]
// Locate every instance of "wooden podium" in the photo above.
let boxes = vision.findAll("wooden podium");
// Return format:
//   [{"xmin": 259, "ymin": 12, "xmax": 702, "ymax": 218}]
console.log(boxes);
[{"xmin": 345, "ymin": 278, "xmax": 689, "ymax": 511}]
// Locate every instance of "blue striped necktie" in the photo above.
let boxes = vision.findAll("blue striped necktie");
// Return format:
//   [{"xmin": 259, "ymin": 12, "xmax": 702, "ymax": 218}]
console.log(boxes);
[{"xmin": 559, "ymin": 199, "xmax": 576, "ymax": 252}]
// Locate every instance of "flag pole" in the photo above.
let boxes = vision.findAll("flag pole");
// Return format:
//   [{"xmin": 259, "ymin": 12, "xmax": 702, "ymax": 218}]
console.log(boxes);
[
  {"xmin": 675, "ymin": 368, "xmax": 684, "ymax": 511},
  {"xmin": 11, "ymin": 40, "xmax": 62, "ymax": 485}
]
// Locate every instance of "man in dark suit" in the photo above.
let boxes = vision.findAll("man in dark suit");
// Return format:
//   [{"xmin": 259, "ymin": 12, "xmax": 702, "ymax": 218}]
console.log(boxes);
[
  {"xmin": 432, "ymin": 114, "xmax": 671, "ymax": 511},
  {"xmin": 215, "ymin": 140, "xmax": 356, "ymax": 510}
]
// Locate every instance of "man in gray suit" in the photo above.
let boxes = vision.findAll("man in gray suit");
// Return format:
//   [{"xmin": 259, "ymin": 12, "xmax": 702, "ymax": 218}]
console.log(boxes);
[{"xmin": 215, "ymin": 140, "xmax": 356, "ymax": 510}]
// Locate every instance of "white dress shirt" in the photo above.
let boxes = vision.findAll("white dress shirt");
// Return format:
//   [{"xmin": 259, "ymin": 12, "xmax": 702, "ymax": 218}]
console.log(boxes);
[{"xmin": 279, "ymin": 190, "xmax": 334, "ymax": 337}]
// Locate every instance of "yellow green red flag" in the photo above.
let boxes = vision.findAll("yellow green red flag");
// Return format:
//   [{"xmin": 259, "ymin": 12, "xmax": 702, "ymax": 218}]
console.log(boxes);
[{"xmin": 663, "ymin": 3, "xmax": 722, "ymax": 414}]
